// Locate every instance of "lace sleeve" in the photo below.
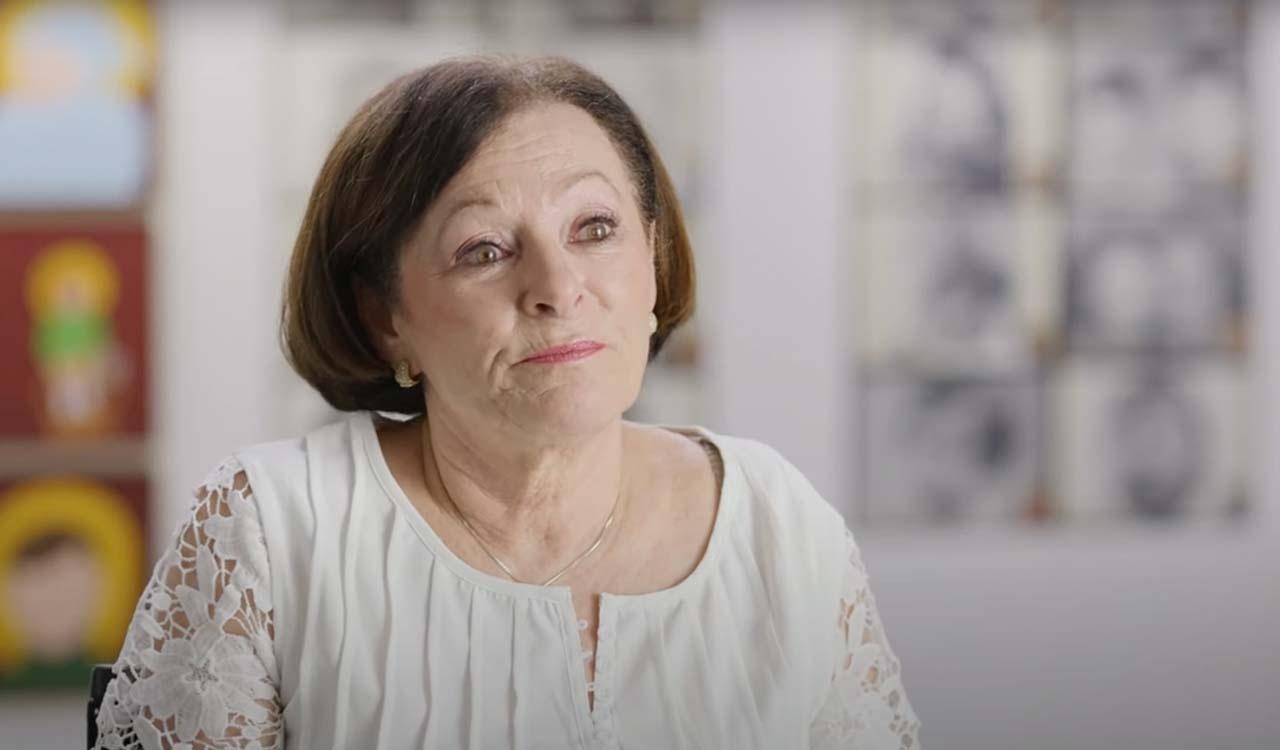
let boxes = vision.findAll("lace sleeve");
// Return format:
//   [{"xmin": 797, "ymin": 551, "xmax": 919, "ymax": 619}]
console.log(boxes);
[
  {"xmin": 93, "ymin": 458, "xmax": 283, "ymax": 750},
  {"xmin": 810, "ymin": 529, "xmax": 921, "ymax": 750}
]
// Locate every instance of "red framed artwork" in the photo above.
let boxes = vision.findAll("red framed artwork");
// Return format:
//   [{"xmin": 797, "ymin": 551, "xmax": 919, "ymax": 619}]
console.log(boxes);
[{"xmin": 0, "ymin": 226, "xmax": 148, "ymax": 440}]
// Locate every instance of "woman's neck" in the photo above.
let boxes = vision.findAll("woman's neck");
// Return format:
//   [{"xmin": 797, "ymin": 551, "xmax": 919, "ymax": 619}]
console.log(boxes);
[{"xmin": 420, "ymin": 408, "xmax": 631, "ymax": 576}]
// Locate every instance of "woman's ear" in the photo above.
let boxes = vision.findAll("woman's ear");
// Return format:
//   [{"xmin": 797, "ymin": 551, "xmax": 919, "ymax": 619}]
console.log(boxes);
[{"xmin": 355, "ymin": 284, "xmax": 400, "ymax": 365}]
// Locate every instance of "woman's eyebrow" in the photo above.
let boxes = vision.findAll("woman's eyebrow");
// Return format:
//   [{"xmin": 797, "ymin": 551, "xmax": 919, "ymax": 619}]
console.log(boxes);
[
  {"xmin": 432, "ymin": 169, "xmax": 621, "ymax": 244},
  {"xmin": 555, "ymin": 168, "xmax": 621, "ymax": 201},
  {"xmin": 438, "ymin": 194, "xmax": 499, "ymax": 228},
  {"xmin": 430, "ymin": 193, "xmax": 500, "ymax": 249}
]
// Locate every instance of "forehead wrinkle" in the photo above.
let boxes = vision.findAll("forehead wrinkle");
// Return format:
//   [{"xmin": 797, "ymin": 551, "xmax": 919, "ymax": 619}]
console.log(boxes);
[
  {"xmin": 448, "ymin": 159, "xmax": 616, "ymax": 223},
  {"xmin": 445, "ymin": 139, "xmax": 568, "ymax": 213},
  {"xmin": 472, "ymin": 125, "xmax": 575, "ymax": 179},
  {"xmin": 431, "ymin": 109, "xmax": 630, "ymax": 240}
]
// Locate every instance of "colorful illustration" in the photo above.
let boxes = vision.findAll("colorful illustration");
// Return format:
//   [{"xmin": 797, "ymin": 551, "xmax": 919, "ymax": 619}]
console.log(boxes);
[
  {"xmin": 0, "ymin": 476, "xmax": 146, "ymax": 691},
  {"xmin": 0, "ymin": 0, "xmax": 154, "ymax": 208},
  {"xmin": 26, "ymin": 240, "xmax": 131, "ymax": 435},
  {"xmin": 0, "ymin": 227, "xmax": 147, "ymax": 439}
]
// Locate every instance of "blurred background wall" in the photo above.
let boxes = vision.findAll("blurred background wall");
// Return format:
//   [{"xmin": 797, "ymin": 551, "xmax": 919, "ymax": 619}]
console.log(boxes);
[{"xmin": 0, "ymin": 1, "xmax": 1277, "ymax": 748}]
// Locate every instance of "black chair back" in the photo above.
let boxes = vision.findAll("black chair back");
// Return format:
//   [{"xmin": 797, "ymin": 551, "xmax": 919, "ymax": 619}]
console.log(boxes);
[{"xmin": 87, "ymin": 665, "xmax": 115, "ymax": 749}]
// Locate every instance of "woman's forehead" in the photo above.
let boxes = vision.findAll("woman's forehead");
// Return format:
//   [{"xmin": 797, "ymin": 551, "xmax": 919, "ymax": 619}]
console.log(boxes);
[{"xmin": 447, "ymin": 103, "xmax": 630, "ymax": 193}]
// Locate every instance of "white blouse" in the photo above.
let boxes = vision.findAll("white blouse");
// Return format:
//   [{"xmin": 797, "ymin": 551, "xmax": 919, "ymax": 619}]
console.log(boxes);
[{"xmin": 94, "ymin": 412, "xmax": 920, "ymax": 749}]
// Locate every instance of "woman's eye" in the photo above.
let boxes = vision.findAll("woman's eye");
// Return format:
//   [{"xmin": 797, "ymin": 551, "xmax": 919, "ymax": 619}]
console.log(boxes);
[
  {"xmin": 576, "ymin": 218, "xmax": 615, "ymax": 243},
  {"xmin": 462, "ymin": 243, "xmax": 505, "ymax": 266}
]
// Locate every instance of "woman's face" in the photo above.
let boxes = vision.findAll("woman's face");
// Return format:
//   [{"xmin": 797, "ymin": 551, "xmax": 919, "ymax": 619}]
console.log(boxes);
[{"xmin": 389, "ymin": 102, "xmax": 657, "ymax": 438}]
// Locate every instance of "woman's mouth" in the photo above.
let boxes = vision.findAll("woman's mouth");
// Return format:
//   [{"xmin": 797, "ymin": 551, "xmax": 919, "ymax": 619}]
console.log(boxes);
[{"xmin": 518, "ymin": 340, "xmax": 605, "ymax": 365}]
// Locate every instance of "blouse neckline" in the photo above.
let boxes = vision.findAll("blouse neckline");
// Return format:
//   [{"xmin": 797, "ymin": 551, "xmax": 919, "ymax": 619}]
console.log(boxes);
[{"xmin": 355, "ymin": 411, "xmax": 740, "ymax": 607}]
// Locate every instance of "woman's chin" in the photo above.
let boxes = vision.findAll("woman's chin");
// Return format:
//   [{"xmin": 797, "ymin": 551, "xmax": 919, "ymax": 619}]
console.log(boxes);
[{"xmin": 513, "ymin": 386, "xmax": 634, "ymax": 438}]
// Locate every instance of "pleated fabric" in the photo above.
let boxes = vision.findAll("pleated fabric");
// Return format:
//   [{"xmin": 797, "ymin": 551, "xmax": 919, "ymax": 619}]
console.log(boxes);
[{"xmin": 241, "ymin": 412, "xmax": 855, "ymax": 749}]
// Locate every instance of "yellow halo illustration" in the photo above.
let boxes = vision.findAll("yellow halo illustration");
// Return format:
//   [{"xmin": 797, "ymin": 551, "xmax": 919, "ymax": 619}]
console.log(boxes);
[{"xmin": 0, "ymin": 478, "xmax": 144, "ymax": 668}]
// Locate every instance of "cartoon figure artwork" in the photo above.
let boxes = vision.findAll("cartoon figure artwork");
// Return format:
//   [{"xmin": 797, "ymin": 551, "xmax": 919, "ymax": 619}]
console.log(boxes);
[
  {"xmin": 0, "ymin": 476, "xmax": 146, "ymax": 691},
  {"xmin": 0, "ymin": 227, "xmax": 147, "ymax": 440},
  {"xmin": 0, "ymin": 0, "xmax": 154, "ymax": 208},
  {"xmin": 24, "ymin": 239, "xmax": 133, "ymax": 437},
  {"xmin": 0, "ymin": 1, "xmax": 156, "ymax": 697}
]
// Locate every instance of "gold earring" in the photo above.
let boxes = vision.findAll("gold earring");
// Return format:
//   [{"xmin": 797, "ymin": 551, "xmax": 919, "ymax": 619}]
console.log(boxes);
[
  {"xmin": 394, "ymin": 360, "xmax": 420, "ymax": 388},
  {"xmin": 648, "ymin": 312, "xmax": 658, "ymax": 334}
]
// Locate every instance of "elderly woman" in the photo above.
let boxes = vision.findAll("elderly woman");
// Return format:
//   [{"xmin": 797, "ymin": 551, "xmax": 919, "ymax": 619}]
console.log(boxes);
[{"xmin": 93, "ymin": 57, "xmax": 919, "ymax": 749}]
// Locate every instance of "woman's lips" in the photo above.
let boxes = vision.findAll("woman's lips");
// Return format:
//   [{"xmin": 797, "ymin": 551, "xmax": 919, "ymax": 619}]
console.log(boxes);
[{"xmin": 519, "ymin": 340, "xmax": 605, "ymax": 365}]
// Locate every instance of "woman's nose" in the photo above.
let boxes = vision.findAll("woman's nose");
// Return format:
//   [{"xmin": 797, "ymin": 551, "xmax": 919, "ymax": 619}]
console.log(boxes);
[{"xmin": 518, "ymin": 233, "xmax": 585, "ymax": 318}]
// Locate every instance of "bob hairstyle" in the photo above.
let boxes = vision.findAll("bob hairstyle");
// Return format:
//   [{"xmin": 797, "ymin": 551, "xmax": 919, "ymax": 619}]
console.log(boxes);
[{"xmin": 281, "ymin": 55, "xmax": 697, "ymax": 415}]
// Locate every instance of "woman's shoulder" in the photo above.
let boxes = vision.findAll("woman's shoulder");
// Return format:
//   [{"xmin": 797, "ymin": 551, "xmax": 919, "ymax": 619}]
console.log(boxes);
[
  {"xmin": 205, "ymin": 412, "xmax": 376, "ymax": 543},
  {"xmin": 692, "ymin": 428, "xmax": 850, "ymax": 560},
  {"xmin": 711, "ymin": 430, "xmax": 840, "ymax": 507},
  {"xmin": 229, "ymin": 411, "xmax": 368, "ymax": 491}
]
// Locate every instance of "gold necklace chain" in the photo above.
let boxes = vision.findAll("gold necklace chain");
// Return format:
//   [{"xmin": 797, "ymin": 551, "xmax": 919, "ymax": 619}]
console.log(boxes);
[{"xmin": 421, "ymin": 423, "xmax": 621, "ymax": 587}]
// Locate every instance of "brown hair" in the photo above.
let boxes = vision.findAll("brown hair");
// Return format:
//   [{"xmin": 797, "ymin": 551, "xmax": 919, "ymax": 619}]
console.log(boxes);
[{"xmin": 281, "ymin": 55, "xmax": 696, "ymax": 415}]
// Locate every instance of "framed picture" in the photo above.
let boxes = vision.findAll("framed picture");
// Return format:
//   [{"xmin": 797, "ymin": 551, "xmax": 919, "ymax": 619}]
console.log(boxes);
[
  {"xmin": 856, "ymin": 193, "xmax": 1060, "ymax": 369},
  {"xmin": 0, "ymin": 226, "xmax": 148, "ymax": 440},
  {"xmin": 853, "ymin": 0, "xmax": 1064, "ymax": 192},
  {"xmin": 0, "ymin": 475, "xmax": 147, "ymax": 691},
  {"xmin": 1067, "ymin": 0, "xmax": 1247, "ymax": 196},
  {"xmin": 858, "ymin": 370, "xmax": 1044, "ymax": 525},
  {"xmin": 1050, "ymin": 355, "xmax": 1245, "ymax": 521},
  {"xmin": 1064, "ymin": 196, "xmax": 1245, "ymax": 353},
  {"xmin": 0, "ymin": 0, "xmax": 154, "ymax": 209},
  {"xmin": 848, "ymin": 1, "xmax": 1252, "ymax": 530}
]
